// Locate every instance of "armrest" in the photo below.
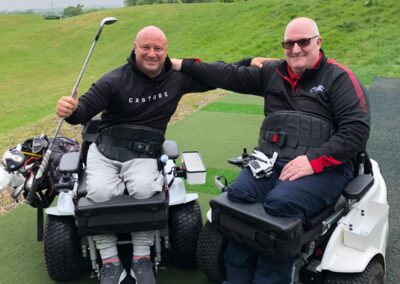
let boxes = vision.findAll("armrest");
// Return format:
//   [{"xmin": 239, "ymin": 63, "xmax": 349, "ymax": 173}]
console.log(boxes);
[
  {"xmin": 58, "ymin": 152, "xmax": 82, "ymax": 173},
  {"xmin": 343, "ymin": 174, "xmax": 374, "ymax": 201}
]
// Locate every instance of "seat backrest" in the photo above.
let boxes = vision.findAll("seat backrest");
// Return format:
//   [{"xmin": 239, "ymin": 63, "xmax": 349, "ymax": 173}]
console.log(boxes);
[
  {"xmin": 80, "ymin": 118, "xmax": 101, "ymax": 164},
  {"xmin": 81, "ymin": 118, "xmax": 179, "ymax": 162},
  {"xmin": 81, "ymin": 117, "xmax": 101, "ymax": 143}
]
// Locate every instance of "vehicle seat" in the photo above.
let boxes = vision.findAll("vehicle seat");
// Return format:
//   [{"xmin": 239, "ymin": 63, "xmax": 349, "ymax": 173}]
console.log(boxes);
[
  {"xmin": 75, "ymin": 192, "xmax": 168, "ymax": 236},
  {"xmin": 210, "ymin": 173, "xmax": 374, "ymax": 260},
  {"xmin": 72, "ymin": 118, "xmax": 179, "ymax": 236}
]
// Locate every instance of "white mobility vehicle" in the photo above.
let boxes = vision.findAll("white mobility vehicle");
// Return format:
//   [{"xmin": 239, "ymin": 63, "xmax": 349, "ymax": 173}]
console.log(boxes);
[
  {"xmin": 196, "ymin": 149, "xmax": 388, "ymax": 283},
  {"xmin": 0, "ymin": 117, "xmax": 207, "ymax": 281}
]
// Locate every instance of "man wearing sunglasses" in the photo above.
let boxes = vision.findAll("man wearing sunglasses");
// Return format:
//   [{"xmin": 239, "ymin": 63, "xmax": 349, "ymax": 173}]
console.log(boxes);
[{"xmin": 171, "ymin": 17, "xmax": 370, "ymax": 284}]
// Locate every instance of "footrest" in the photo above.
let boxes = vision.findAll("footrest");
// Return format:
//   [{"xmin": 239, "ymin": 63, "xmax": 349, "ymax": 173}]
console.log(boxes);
[
  {"xmin": 210, "ymin": 192, "xmax": 303, "ymax": 260},
  {"xmin": 76, "ymin": 192, "xmax": 168, "ymax": 236}
]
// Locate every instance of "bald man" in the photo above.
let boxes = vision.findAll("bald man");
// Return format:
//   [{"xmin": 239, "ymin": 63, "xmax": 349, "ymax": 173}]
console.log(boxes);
[
  {"xmin": 172, "ymin": 17, "xmax": 370, "ymax": 283},
  {"xmin": 56, "ymin": 26, "xmax": 211, "ymax": 284}
]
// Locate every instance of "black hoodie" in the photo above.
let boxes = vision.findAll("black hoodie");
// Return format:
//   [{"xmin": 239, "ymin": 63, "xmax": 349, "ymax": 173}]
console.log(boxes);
[{"xmin": 66, "ymin": 51, "xmax": 211, "ymax": 133}]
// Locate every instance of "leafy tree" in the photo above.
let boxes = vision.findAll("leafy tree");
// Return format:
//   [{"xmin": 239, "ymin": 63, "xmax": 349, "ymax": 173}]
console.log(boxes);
[
  {"xmin": 63, "ymin": 4, "xmax": 83, "ymax": 17},
  {"xmin": 138, "ymin": 0, "xmax": 157, "ymax": 4},
  {"xmin": 124, "ymin": 0, "xmax": 138, "ymax": 6}
]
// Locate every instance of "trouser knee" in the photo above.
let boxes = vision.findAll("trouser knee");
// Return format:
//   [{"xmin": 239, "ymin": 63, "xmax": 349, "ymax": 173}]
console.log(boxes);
[{"xmin": 263, "ymin": 192, "xmax": 306, "ymax": 220}]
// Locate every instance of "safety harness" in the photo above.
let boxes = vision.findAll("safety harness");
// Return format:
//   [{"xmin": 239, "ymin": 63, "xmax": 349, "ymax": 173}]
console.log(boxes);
[
  {"xmin": 96, "ymin": 124, "xmax": 165, "ymax": 162},
  {"xmin": 258, "ymin": 111, "xmax": 335, "ymax": 161}
]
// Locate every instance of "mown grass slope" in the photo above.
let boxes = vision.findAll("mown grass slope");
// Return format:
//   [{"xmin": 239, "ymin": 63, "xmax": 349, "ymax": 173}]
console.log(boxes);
[{"xmin": 0, "ymin": 0, "xmax": 399, "ymax": 138}]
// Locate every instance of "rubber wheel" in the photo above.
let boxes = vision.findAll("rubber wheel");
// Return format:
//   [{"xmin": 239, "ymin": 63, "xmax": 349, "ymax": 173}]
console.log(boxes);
[
  {"xmin": 325, "ymin": 258, "xmax": 384, "ymax": 283},
  {"xmin": 169, "ymin": 200, "xmax": 203, "ymax": 268},
  {"xmin": 44, "ymin": 215, "xmax": 84, "ymax": 281},
  {"xmin": 196, "ymin": 221, "xmax": 228, "ymax": 283}
]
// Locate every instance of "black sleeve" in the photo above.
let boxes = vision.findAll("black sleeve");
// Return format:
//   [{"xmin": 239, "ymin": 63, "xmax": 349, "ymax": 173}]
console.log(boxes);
[
  {"xmin": 307, "ymin": 71, "xmax": 370, "ymax": 172},
  {"xmin": 65, "ymin": 75, "xmax": 113, "ymax": 125},
  {"xmin": 232, "ymin": 58, "xmax": 252, "ymax": 67},
  {"xmin": 180, "ymin": 72, "xmax": 215, "ymax": 94},
  {"xmin": 181, "ymin": 59, "xmax": 264, "ymax": 96}
]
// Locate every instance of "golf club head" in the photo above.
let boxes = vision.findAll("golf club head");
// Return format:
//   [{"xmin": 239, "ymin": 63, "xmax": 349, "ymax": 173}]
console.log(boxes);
[
  {"xmin": 101, "ymin": 17, "xmax": 117, "ymax": 26},
  {"xmin": 2, "ymin": 149, "xmax": 25, "ymax": 172},
  {"xmin": 95, "ymin": 17, "xmax": 117, "ymax": 41}
]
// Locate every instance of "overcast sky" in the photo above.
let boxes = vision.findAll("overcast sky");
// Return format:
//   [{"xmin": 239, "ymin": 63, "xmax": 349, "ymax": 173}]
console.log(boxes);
[{"xmin": 0, "ymin": 0, "xmax": 124, "ymax": 11}]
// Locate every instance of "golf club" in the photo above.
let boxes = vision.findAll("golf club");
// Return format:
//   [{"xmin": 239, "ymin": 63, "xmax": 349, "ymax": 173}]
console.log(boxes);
[{"xmin": 25, "ymin": 17, "xmax": 117, "ymax": 205}]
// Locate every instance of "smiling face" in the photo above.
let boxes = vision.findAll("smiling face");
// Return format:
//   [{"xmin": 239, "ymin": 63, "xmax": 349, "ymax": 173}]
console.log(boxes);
[
  {"xmin": 283, "ymin": 18, "xmax": 322, "ymax": 75},
  {"xmin": 134, "ymin": 26, "xmax": 168, "ymax": 78}
]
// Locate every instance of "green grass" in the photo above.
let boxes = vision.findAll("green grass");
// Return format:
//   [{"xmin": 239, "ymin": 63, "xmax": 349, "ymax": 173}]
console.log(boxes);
[
  {"xmin": 0, "ymin": 192, "xmax": 216, "ymax": 284},
  {"xmin": 1, "ymin": 2, "xmax": 399, "ymax": 282},
  {"xmin": 202, "ymin": 102, "xmax": 264, "ymax": 115},
  {"xmin": 218, "ymin": 93, "xmax": 264, "ymax": 105},
  {"xmin": 0, "ymin": 0, "xmax": 399, "ymax": 138},
  {"xmin": 186, "ymin": 166, "xmax": 240, "ymax": 195},
  {"xmin": 165, "ymin": 110, "xmax": 264, "ymax": 169}
]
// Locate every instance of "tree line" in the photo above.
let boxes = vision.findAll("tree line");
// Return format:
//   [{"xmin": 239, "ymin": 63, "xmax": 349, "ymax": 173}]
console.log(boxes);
[
  {"xmin": 50, "ymin": 1, "xmax": 244, "ymax": 19},
  {"xmin": 124, "ymin": 0, "xmax": 243, "ymax": 5}
]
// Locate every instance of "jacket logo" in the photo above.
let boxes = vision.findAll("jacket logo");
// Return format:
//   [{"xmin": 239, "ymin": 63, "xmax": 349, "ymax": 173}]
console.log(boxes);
[
  {"xmin": 310, "ymin": 85, "xmax": 325, "ymax": 94},
  {"xmin": 128, "ymin": 91, "xmax": 168, "ymax": 103}
]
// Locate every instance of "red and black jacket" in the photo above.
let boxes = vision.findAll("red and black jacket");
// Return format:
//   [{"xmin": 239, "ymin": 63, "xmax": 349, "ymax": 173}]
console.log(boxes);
[{"xmin": 181, "ymin": 51, "xmax": 370, "ymax": 173}]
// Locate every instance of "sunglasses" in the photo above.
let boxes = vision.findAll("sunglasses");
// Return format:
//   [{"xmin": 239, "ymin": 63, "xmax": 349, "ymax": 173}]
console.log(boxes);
[{"xmin": 281, "ymin": 35, "xmax": 319, "ymax": 49}]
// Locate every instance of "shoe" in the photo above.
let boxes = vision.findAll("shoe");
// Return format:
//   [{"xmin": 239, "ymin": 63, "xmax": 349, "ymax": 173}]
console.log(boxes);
[
  {"xmin": 131, "ymin": 258, "xmax": 156, "ymax": 284},
  {"xmin": 99, "ymin": 262, "xmax": 127, "ymax": 284}
]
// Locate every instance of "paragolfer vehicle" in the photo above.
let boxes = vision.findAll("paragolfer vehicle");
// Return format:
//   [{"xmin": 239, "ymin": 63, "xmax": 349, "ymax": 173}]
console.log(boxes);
[
  {"xmin": 0, "ymin": 117, "xmax": 207, "ymax": 281},
  {"xmin": 196, "ymin": 148, "xmax": 388, "ymax": 283},
  {"xmin": 0, "ymin": 15, "xmax": 206, "ymax": 282}
]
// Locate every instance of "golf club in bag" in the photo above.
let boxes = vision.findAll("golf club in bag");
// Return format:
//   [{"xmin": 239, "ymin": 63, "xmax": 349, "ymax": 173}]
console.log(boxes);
[{"xmin": 25, "ymin": 17, "xmax": 117, "ymax": 206}]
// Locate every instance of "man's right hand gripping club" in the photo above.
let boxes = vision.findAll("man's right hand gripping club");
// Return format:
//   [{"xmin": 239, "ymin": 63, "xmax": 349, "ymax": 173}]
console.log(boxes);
[{"xmin": 56, "ymin": 89, "xmax": 78, "ymax": 118}]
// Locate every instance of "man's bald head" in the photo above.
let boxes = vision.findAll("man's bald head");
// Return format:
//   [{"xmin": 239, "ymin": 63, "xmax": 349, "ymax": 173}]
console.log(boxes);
[
  {"xmin": 135, "ymin": 26, "xmax": 168, "ymax": 47},
  {"xmin": 284, "ymin": 17, "xmax": 320, "ymax": 40},
  {"xmin": 134, "ymin": 26, "xmax": 168, "ymax": 78}
]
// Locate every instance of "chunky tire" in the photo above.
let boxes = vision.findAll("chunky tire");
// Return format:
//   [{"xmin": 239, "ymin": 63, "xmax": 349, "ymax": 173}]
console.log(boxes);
[
  {"xmin": 44, "ymin": 215, "xmax": 84, "ymax": 281},
  {"xmin": 169, "ymin": 200, "xmax": 203, "ymax": 268},
  {"xmin": 196, "ymin": 221, "xmax": 228, "ymax": 283},
  {"xmin": 325, "ymin": 258, "xmax": 384, "ymax": 283}
]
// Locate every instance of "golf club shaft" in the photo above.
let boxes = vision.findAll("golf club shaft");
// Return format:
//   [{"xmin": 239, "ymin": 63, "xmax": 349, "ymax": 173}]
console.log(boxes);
[
  {"xmin": 25, "ymin": 19, "xmax": 112, "ymax": 204},
  {"xmin": 73, "ymin": 38, "xmax": 99, "ymax": 95}
]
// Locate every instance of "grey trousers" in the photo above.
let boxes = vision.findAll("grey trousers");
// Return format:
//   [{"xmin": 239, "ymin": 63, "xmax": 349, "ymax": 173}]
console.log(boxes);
[{"xmin": 86, "ymin": 144, "xmax": 163, "ymax": 259}]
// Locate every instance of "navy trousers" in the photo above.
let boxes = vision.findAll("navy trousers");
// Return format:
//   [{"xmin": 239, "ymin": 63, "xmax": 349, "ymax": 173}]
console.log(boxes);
[{"xmin": 223, "ymin": 161, "xmax": 353, "ymax": 284}]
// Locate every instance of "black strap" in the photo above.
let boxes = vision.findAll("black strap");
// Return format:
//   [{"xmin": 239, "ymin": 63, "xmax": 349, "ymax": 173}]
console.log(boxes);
[
  {"xmin": 98, "ymin": 135, "xmax": 162, "ymax": 156},
  {"xmin": 264, "ymin": 131, "xmax": 327, "ymax": 148},
  {"xmin": 37, "ymin": 204, "xmax": 44, "ymax": 242}
]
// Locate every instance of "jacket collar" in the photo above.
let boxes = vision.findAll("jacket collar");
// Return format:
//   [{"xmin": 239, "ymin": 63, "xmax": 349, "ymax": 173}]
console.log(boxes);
[{"xmin": 276, "ymin": 49, "xmax": 326, "ymax": 79}]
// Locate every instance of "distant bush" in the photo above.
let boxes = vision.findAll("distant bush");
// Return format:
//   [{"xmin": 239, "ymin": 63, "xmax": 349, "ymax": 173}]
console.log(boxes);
[{"xmin": 63, "ymin": 4, "xmax": 83, "ymax": 17}]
